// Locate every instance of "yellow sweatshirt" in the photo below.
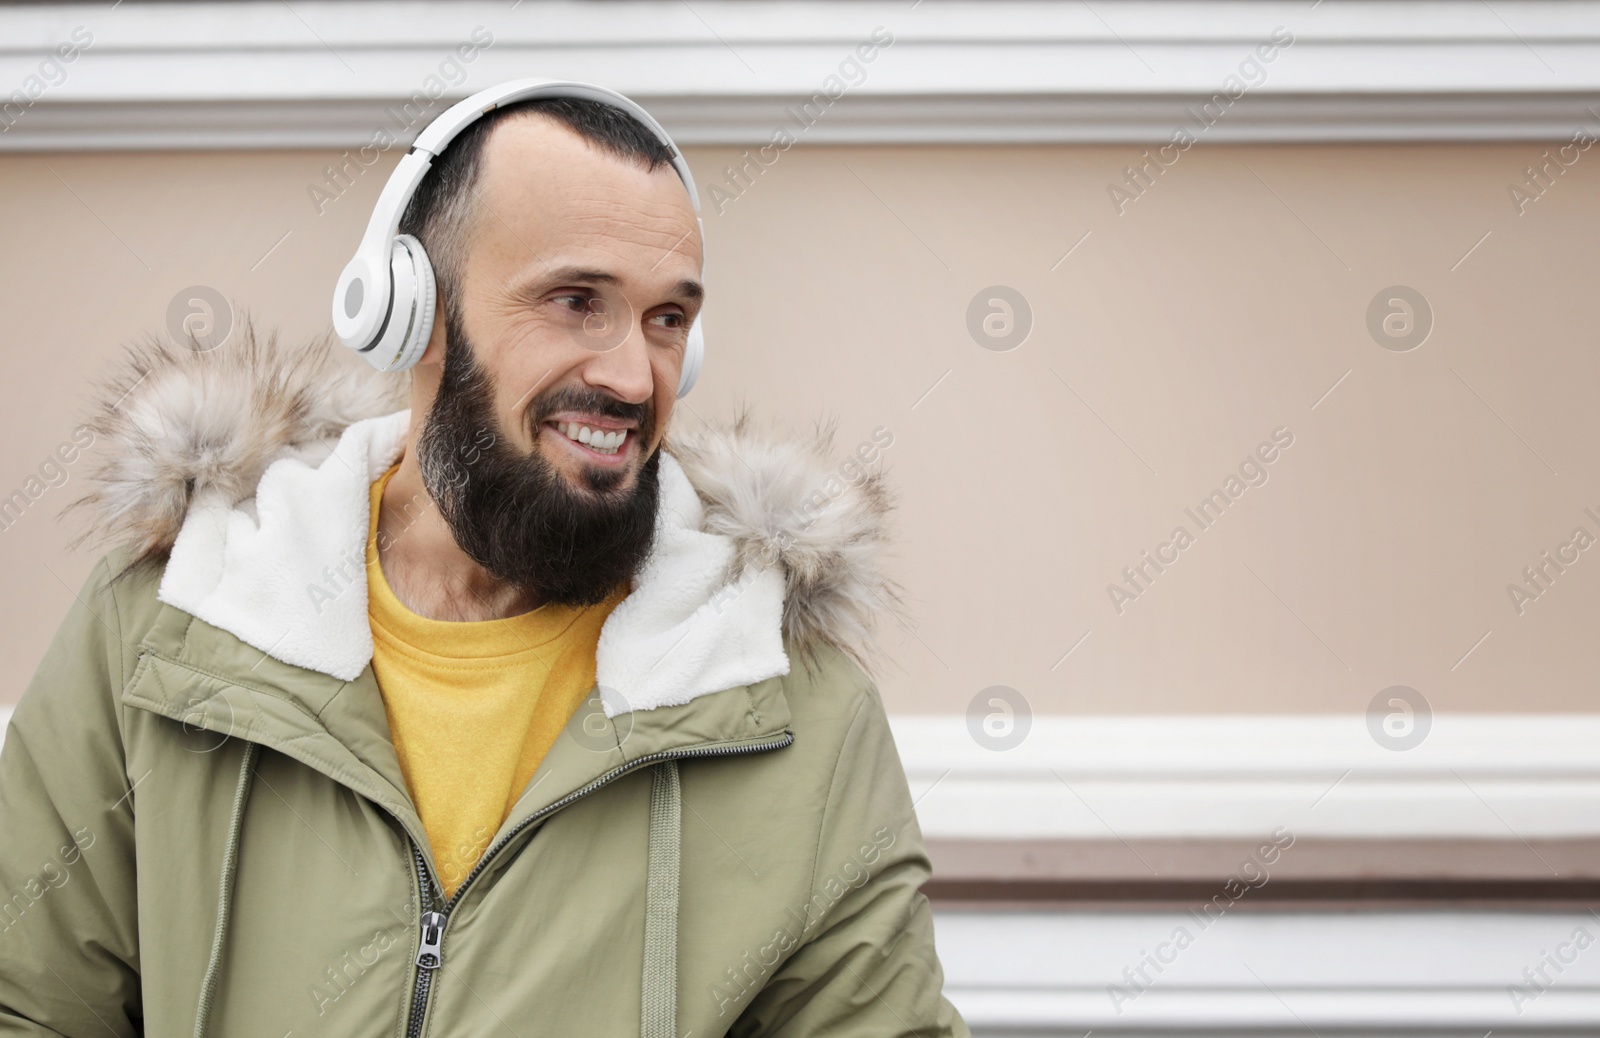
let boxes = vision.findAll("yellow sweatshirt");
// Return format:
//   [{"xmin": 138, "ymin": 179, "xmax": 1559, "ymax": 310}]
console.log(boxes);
[{"xmin": 365, "ymin": 464, "xmax": 624, "ymax": 898}]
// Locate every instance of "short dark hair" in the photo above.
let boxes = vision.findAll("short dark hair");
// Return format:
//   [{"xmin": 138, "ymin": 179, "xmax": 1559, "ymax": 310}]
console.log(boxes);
[{"xmin": 399, "ymin": 96, "xmax": 678, "ymax": 326}]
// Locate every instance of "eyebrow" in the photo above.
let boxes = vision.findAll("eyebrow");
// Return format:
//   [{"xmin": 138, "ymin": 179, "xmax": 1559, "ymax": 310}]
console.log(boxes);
[{"xmin": 519, "ymin": 265, "xmax": 703, "ymax": 303}]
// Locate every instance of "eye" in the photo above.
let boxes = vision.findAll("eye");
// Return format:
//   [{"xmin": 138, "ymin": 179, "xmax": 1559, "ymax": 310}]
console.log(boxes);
[{"xmin": 552, "ymin": 293, "xmax": 592, "ymax": 313}]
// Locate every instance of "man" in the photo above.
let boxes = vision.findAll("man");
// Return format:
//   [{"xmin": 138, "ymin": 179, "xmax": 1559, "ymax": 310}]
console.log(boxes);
[{"xmin": 0, "ymin": 98, "xmax": 969, "ymax": 1035}]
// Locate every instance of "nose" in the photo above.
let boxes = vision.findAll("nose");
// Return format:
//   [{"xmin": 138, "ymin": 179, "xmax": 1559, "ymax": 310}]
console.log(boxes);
[{"xmin": 578, "ymin": 307, "xmax": 655, "ymax": 406}]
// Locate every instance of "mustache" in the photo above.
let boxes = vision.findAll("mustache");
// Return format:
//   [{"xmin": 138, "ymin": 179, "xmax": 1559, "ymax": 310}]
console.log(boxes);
[{"xmin": 528, "ymin": 386, "xmax": 653, "ymax": 439}]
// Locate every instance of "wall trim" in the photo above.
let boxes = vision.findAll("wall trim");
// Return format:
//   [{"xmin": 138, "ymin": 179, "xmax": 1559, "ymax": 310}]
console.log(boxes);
[
  {"xmin": 3, "ymin": 2, "xmax": 1600, "ymax": 150},
  {"xmin": 892, "ymin": 714, "xmax": 1600, "ymax": 844},
  {"xmin": 936, "ymin": 908, "xmax": 1600, "ymax": 1036},
  {"xmin": 924, "ymin": 837, "xmax": 1600, "ymax": 906}
]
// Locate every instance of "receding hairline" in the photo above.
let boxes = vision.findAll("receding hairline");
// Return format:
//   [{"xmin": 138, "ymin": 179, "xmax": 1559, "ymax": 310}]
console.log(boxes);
[
  {"xmin": 471, "ymin": 109, "xmax": 692, "ymax": 221},
  {"xmin": 490, "ymin": 106, "xmax": 678, "ymax": 173},
  {"xmin": 398, "ymin": 95, "xmax": 688, "ymax": 325}
]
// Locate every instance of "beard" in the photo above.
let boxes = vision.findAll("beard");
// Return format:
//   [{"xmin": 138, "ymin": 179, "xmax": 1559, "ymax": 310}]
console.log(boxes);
[{"xmin": 414, "ymin": 304, "xmax": 661, "ymax": 607}]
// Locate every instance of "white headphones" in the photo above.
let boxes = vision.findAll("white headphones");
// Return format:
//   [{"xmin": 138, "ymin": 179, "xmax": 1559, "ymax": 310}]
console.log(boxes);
[{"xmin": 331, "ymin": 78, "xmax": 706, "ymax": 397}]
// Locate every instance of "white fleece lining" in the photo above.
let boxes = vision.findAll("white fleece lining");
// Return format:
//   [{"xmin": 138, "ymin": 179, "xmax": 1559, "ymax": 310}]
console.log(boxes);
[{"xmin": 157, "ymin": 409, "xmax": 791, "ymax": 717}]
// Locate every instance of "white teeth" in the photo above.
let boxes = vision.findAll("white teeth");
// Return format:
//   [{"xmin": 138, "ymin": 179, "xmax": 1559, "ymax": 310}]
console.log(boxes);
[{"xmin": 553, "ymin": 421, "xmax": 627, "ymax": 455}]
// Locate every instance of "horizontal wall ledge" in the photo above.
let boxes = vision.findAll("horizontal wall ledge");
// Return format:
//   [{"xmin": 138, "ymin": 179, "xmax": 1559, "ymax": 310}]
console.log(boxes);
[
  {"xmin": 924, "ymin": 837, "xmax": 1600, "ymax": 907},
  {"xmin": 891, "ymin": 715, "xmax": 1600, "ymax": 842},
  {"xmin": 3, "ymin": 1, "xmax": 1600, "ymax": 149},
  {"xmin": 935, "ymin": 908, "xmax": 1600, "ymax": 1035},
  {"xmin": 8, "ymin": 93, "xmax": 1600, "ymax": 152}
]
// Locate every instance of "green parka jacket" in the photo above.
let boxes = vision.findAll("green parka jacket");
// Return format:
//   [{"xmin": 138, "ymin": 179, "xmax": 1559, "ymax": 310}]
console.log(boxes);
[{"xmin": 0, "ymin": 332, "xmax": 969, "ymax": 1037}]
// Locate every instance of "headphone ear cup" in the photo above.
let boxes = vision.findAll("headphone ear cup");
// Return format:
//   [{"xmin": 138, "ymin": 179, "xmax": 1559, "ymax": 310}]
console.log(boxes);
[
  {"xmin": 390, "ymin": 233, "xmax": 436, "ymax": 373},
  {"xmin": 359, "ymin": 234, "xmax": 435, "ymax": 372},
  {"xmin": 677, "ymin": 313, "xmax": 704, "ymax": 398}
]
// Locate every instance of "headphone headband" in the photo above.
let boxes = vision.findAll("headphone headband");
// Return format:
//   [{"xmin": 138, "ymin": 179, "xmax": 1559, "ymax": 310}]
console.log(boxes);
[{"xmin": 332, "ymin": 78, "xmax": 706, "ymax": 396}]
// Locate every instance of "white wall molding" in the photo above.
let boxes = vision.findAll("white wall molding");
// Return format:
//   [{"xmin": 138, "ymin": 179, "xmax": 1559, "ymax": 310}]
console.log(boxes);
[
  {"xmin": 936, "ymin": 908, "xmax": 1600, "ymax": 1035},
  {"xmin": 3, "ymin": 2, "xmax": 1600, "ymax": 150},
  {"xmin": 893, "ymin": 714, "xmax": 1600, "ymax": 841}
]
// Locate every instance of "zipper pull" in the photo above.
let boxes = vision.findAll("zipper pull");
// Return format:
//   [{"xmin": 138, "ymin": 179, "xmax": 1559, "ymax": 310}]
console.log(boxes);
[{"xmin": 416, "ymin": 911, "xmax": 446, "ymax": 969}]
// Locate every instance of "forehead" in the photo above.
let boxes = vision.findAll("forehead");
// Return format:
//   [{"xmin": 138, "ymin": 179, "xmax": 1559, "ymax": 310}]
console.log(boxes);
[{"xmin": 471, "ymin": 112, "xmax": 702, "ymax": 275}]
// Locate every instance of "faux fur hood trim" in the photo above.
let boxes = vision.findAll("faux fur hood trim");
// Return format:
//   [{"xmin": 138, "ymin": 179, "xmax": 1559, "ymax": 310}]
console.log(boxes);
[
  {"xmin": 66, "ymin": 320, "xmax": 903, "ymax": 678},
  {"xmin": 667, "ymin": 413, "xmax": 903, "ymax": 678},
  {"xmin": 66, "ymin": 320, "xmax": 408, "ymax": 571}
]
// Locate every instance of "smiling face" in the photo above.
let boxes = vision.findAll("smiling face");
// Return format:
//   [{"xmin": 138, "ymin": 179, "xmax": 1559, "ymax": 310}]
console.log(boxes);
[
  {"xmin": 406, "ymin": 110, "xmax": 704, "ymax": 605},
  {"xmin": 420, "ymin": 109, "xmax": 703, "ymax": 490}
]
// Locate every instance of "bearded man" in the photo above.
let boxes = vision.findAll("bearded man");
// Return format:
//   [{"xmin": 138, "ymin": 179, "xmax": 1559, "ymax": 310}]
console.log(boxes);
[{"xmin": 0, "ymin": 95, "xmax": 968, "ymax": 1036}]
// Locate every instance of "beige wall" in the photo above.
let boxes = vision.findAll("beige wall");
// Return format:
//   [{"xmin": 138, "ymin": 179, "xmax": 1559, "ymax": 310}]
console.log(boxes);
[{"xmin": 2, "ymin": 140, "xmax": 1596, "ymax": 715}]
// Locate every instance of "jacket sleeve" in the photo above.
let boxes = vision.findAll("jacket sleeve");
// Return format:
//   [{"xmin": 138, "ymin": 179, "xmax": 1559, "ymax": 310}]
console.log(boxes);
[
  {"xmin": 0, "ymin": 554, "xmax": 142, "ymax": 1037},
  {"xmin": 730, "ymin": 676, "xmax": 970, "ymax": 1038}
]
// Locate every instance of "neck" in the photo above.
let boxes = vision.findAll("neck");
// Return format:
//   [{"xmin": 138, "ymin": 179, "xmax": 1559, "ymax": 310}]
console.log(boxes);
[{"xmin": 377, "ymin": 438, "xmax": 547, "ymax": 622}]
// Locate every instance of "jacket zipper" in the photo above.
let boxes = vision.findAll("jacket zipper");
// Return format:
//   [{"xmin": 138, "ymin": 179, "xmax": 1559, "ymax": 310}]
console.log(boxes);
[
  {"xmin": 399, "ymin": 733, "xmax": 793, "ymax": 1038},
  {"xmin": 405, "ymin": 847, "xmax": 441, "ymax": 1038}
]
